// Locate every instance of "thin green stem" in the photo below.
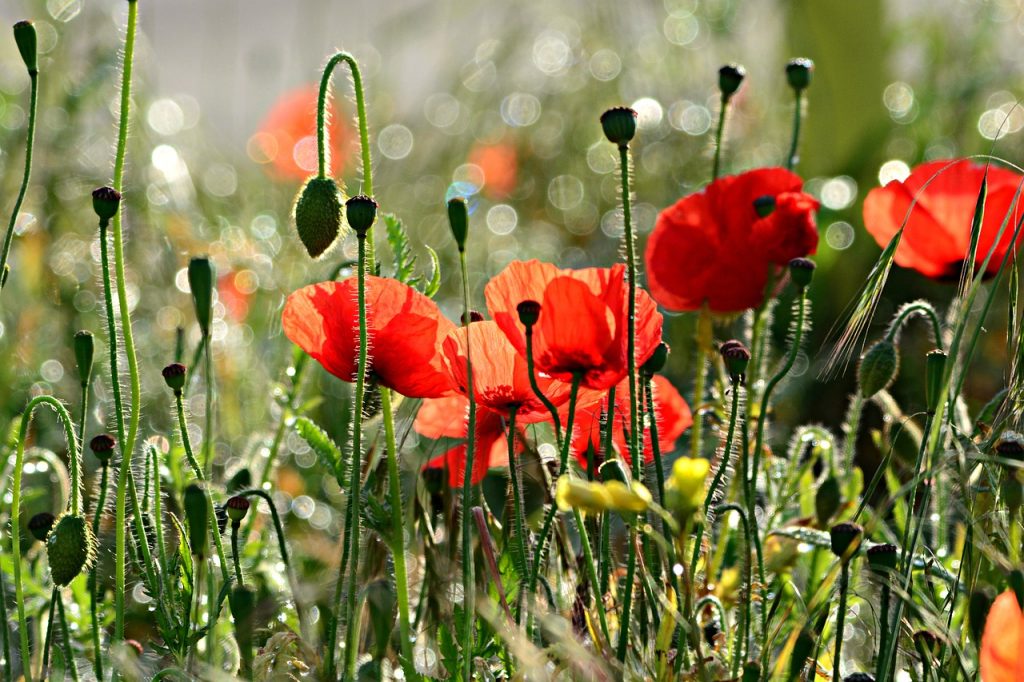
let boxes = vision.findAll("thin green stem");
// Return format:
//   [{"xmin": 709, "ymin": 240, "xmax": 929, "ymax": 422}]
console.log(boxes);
[
  {"xmin": 574, "ymin": 506, "xmax": 610, "ymax": 643},
  {"xmin": 616, "ymin": 524, "xmax": 639, "ymax": 662},
  {"xmin": 56, "ymin": 591, "xmax": 79, "ymax": 682},
  {"xmin": 712, "ymin": 94, "xmax": 729, "ymax": 181},
  {"xmin": 617, "ymin": 145, "xmax": 640, "ymax": 479},
  {"xmin": 0, "ymin": 70, "xmax": 38, "ymax": 297},
  {"xmin": 597, "ymin": 385, "xmax": 616, "ymax": 599},
  {"xmin": 202, "ymin": 334, "xmax": 214, "ymax": 475},
  {"xmin": 832, "ymin": 563, "xmax": 850, "ymax": 682},
  {"xmin": 231, "ymin": 524, "xmax": 244, "ymax": 586},
  {"xmin": 89, "ymin": 461, "xmax": 109, "ymax": 680},
  {"xmin": 876, "ymin": 582, "xmax": 891, "ymax": 679},
  {"xmin": 41, "ymin": 589, "xmax": 57, "ymax": 680},
  {"xmin": 506, "ymin": 408, "xmax": 530, "ymax": 604},
  {"xmin": 380, "ymin": 388, "xmax": 417, "ymax": 681},
  {"xmin": 524, "ymin": 330, "xmax": 561, "ymax": 446},
  {"xmin": 786, "ymin": 89, "xmax": 803, "ymax": 171},
  {"xmin": 0, "ymin": 563, "xmax": 11, "ymax": 682},
  {"xmin": 691, "ymin": 308, "xmax": 712, "ymax": 458},
  {"xmin": 885, "ymin": 302, "xmax": 944, "ymax": 349},
  {"xmin": 458, "ymin": 249, "xmax": 477, "ymax": 682}
]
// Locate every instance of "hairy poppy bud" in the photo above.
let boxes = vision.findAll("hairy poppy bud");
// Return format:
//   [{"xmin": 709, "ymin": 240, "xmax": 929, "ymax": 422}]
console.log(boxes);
[
  {"xmin": 74, "ymin": 330, "xmax": 94, "ymax": 388},
  {"xmin": 293, "ymin": 176, "xmax": 345, "ymax": 258},
  {"xmin": 829, "ymin": 521, "xmax": 863, "ymax": 562},
  {"xmin": 346, "ymin": 195, "xmax": 378, "ymax": 237},
  {"xmin": 516, "ymin": 300, "xmax": 541, "ymax": 328},
  {"xmin": 13, "ymin": 21, "xmax": 37, "ymax": 74},
  {"xmin": 718, "ymin": 64, "xmax": 746, "ymax": 98},
  {"xmin": 92, "ymin": 186, "xmax": 121, "ymax": 223},
  {"xmin": 753, "ymin": 195, "xmax": 775, "ymax": 217},
  {"xmin": 226, "ymin": 495, "xmax": 250, "ymax": 524},
  {"xmin": 227, "ymin": 467, "xmax": 252, "ymax": 493},
  {"xmin": 858, "ymin": 340, "xmax": 898, "ymax": 398},
  {"xmin": 925, "ymin": 349, "xmax": 947, "ymax": 414},
  {"xmin": 786, "ymin": 58, "xmax": 814, "ymax": 92},
  {"xmin": 600, "ymin": 106, "xmax": 638, "ymax": 147},
  {"xmin": 843, "ymin": 675, "xmax": 876, "ymax": 682},
  {"xmin": 46, "ymin": 512, "xmax": 97, "ymax": 586},
  {"xmin": 447, "ymin": 197, "xmax": 469, "ymax": 251},
  {"xmin": 89, "ymin": 434, "xmax": 117, "ymax": 463},
  {"xmin": 162, "ymin": 362, "xmax": 187, "ymax": 394},
  {"xmin": 720, "ymin": 340, "xmax": 750, "ymax": 382},
  {"xmin": 188, "ymin": 257, "xmax": 214, "ymax": 337},
  {"xmin": 788, "ymin": 257, "xmax": 816, "ymax": 289},
  {"xmin": 968, "ymin": 587, "xmax": 995, "ymax": 645},
  {"xmin": 28, "ymin": 511, "xmax": 55, "ymax": 542},
  {"xmin": 814, "ymin": 476, "xmax": 841, "ymax": 527},
  {"xmin": 599, "ymin": 458, "xmax": 630, "ymax": 485},
  {"xmin": 183, "ymin": 483, "xmax": 210, "ymax": 558},
  {"xmin": 866, "ymin": 542, "xmax": 898, "ymax": 576},
  {"xmin": 642, "ymin": 342, "xmax": 669, "ymax": 376}
]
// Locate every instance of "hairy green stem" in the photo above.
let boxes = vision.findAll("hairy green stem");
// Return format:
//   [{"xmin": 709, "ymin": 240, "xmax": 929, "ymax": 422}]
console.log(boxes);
[
  {"xmin": 230, "ymin": 524, "xmax": 244, "ymax": 586},
  {"xmin": 41, "ymin": 590, "xmax": 57, "ymax": 680},
  {"xmin": 457, "ymin": 249, "xmax": 477, "ymax": 682},
  {"xmin": 506, "ymin": 408, "xmax": 530, "ymax": 609},
  {"xmin": 55, "ymin": 591, "xmax": 79, "ymax": 682},
  {"xmin": 89, "ymin": 461, "xmax": 109, "ymax": 680},
  {"xmin": 712, "ymin": 94, "xmax": 729, "ymax": 180},
  {"xmin": 786, "ymin": 89, "xmax": 803, "ymax": 171},
  {"xmin": 0, "ymin": 67, "xmax": 37, "ymax": 297},
  {"xmin": 833, "ymin": 563, "xmax": 850, "ymax": 682},
  {"xmin": 691, "ymin": 308, "xmax": 712, "ymax": 458},
  {"xmin": 875, "ymin": 582, "xmax": 891, "ymax": 679}
]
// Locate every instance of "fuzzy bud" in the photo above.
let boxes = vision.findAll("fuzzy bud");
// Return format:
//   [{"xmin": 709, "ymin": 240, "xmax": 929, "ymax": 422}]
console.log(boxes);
[
  {"xmin": 13, "ymin": 21, "xmax": 37, "ymax": 74},
  {"xmin": 183, "ymin": 483, "xmax": 210, "ymax": 558},
  {"xmin": 786, "ymin": 58, "xmax": 814, "ymax": 92},
  {"xmin": 89, "ymin": 434, "xmax": 117, "ymax": 464},
  {"xmin": 516, "ymin": 300, "xmax": 541, "ymax": 328},
  {"xmin": 642, "ymin": 342, "xmax": 669, "ymax": 376},
  {"xmin": 73, "ymin": 330, "xmax": 94, "ymax": 388},
  {"xmin": 829, "ymin": 522, "xmax": 863, "ymax": 562},
  {"xmin": 814, "ymin": 476, "xmax": 841, "ymax": 527},
  {"xmin": 866, "ymin": 543, "xmax": 898, "ymax": 576},
  {"xmin": 188, "ymin": 257, "xmax": 214, "ymax": 337},
  {"xmin": 226, "ymin": 495, "xmax": 250, "ymax": 524},
  {"xmin": 788, "ymin": 257, "xmax": 816, "ymax": 289},
  {"xmin": 718, "ymin": 64, "xmax": 746, "ymax": 99},
  {"xmin": 600, "ymin": 106, "xmax": 638, "ymax": 147},
  {"xmin": 162, "ymin": 362, "xmax": 187, "ymax": 394},
  {"xmin": 28, "ymin": 512, "xmax": 55, "ymax": 542},
  {"xmin": 46, "ymin": 512, "xmax": 97, "ymax": 586},
  {"xmin": 720, "ymin": 340, "xmax": 751, "ymax": 383},
  {"xmin": 858, "ymin": 340, "xmax": 899, "ymax": 398},
  {"xmin": 91, "ymin": 186, "xmax": 121, "ymax": 223},
  {"xmin": 346, "ymin": 195, "xmax": 378, "ymax": 237},
  {"xmin": 227, "ymin": 467, "xmax": 252, "ymax": 493},
  {"xmin": 925, "ymin": 349, "xmax": 947, "ymax": 415},
  {"xmin": 292, "ymin": 176, "xmax": 345, "ymax": 258},
  {"xmin": 447, "ymin": 197, "xmax": 469, "ymax": 251}
]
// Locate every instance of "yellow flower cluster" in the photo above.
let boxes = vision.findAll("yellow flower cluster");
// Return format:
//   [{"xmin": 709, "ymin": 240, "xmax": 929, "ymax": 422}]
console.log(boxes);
[{"xmin": 555, "ymin": 476, "xmax": 652, "ymax": 515}]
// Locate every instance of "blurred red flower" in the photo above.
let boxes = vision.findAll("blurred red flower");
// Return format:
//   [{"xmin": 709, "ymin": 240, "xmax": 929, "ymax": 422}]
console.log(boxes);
[
  {"xmin": 281, "ymin": 276, "xmax": 455, "ymax": 398},
  {"xmin": 863, "ymin": 159, "xmax": 1024, "ymax": 280},
  {"xmin": 415, "ymin": 394, "xmax": 515, "ymax": 487},
  {"xmin": 254, "ymin": 85, "xmax": 349, "ymax": 181},
  {"xmin": 485, "ymin": 260, "xmax": 663, "ymax": 390},
  {"xmin": 645, "ymin": 168, "xmax": 819, "ymax": 313},
  {"xmin": 979, "ymin": 589, "xmax": 1024, "ymax": 682},
  {"xmin": 572, "ymin": 374, "xmax": 692, "ymax": 471},
  {"xmin": 218, "ymin": 272, "xmax": 252, "ymax": 323},
  {"xmin": 469, "ymin": 143, "xmax": 517, "ymax": 199}
]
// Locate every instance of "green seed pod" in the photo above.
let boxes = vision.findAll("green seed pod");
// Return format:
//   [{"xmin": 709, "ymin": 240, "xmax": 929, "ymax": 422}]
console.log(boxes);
[
  {"xmin": 599, "ymin": 106, "xmax": 638, "ymax": 147},
  {"xmin": 866, "ymin": 543, "xmax": 898, "ymax": 577},
  {"xmin": 968, "ymin": 586, "xmax": 994, "ymax": 648},
  {"xmin": 788, "ymin": 257, "xmax": 816, "ymax": 289},
  {"xmin": 447, "ymin": 197, "xmax": 469, "ymax": 252},
  {"xmin": 188, "ymin": 257, "xmax": 214, "ymax": 337},
  {"xmin": 162, "ymin": 362, "xmax": 187, "ymax": 394},
  {"xmin": 46, "ymin": 512, "xmax": 97, "ymax": 586},
  {"xmin": 73, "ymin": 330, "xmax": 94, "ymax": 388},
  {"xmin": 92, "ymin": 186, "xmax": 121, "ymax": 223},
  {"xmin": 226, "ymin": 467, "xmax": 252, "ymax": 493},
  {"xmin": 718, "ymin": 64, "xmax": 746, "ymax": 98},
  {"xmin": 229, "ymin": 584, "xmax": 257, "ymax": 674},
  {"xmin": 857, "ymin": 340, "xmax": 898, "ymax": 398},
  {"xmin": 27, "ymin": 512, "xmax": 55, "ymax": 543},
  {"xmin": 516, "ymin": 300, "xmax": 541, "ymax": 328},
  {"xmin": 829, "ymin": 521, "xmax": 863, "ymax": 563},
  {"xmin": 814, "ymin": 476, "xmax": 841, "ymax": 527},
  {"xmin": 599, "ymin": 458, "xmax": 630, "ymax": 485},
  {"xmin": 89, "ymin": 434, "xmax": 117, "ymax": 464},
  {"xmin": 183, "ymin": 483, "xmax": 210, "ymax": 558},
  {"xmin": 346, "ymin": 194, "xmax": 378, "ymax": 237},
  {"xmin": 292, "ymin": 176, "xmax": 345, "ymax": 258},
  {"xmin": 225, "ymin": 495, "xmax": 250, "ymax": 524},
  {"xmin": 925, "ymin": 349, "xmax": 947, "ymax": 414},
  {"xmin": 642, "ymin": 342, "xmax": 670, "ymax": 376},
  {"xmin": 12, "ymin": 21, "xmax": 37, "ymax": 74},
  {"xmin": 785, "ymin": 58, "xmax": 814, "ymax": 92}
]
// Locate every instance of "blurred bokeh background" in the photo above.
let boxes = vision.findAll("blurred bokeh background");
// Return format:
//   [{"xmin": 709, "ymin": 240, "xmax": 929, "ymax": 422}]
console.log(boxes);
[{"xmin": 0, "ymin": 0, "xmax": 1021, "ymax": 562}]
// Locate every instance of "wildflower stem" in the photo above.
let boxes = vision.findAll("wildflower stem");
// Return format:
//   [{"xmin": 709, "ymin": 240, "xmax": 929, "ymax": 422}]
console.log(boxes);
[
  {"xmin": 380, "ymin": 387, "xmax": 417, "ymax": 680},
  {"xmin": 457, "ymin": 248, "xmax": 477, "ymax": 682},
  {"xmin": 0, "ymin": 65, "xmax": 37, "ymax": 298},
  {"xmin": 617, "ymin": 144, "xmax": 641, "ymax": 478},
  {"xmin": 832, "ymin": 562, "xmax": 851, "ymax": 682},
  {"xmin": 712, "ymin": 93, "xmax": 729, "ymax": 181},
  {"xmin": 617, "ymin": 524, "xmax": 640, "ymax": 662},
  {"xmin": 691, "ymin": 308, "xmax": 712, "ymax": 458},
  {"xmin": 41, "ymin": 590, "xmax": 57, "ymax": 679},
  {"xmin": 786, "ymin": 89, "xmax": 803, "ymax": 172},
  {"xmin": 524, "ymin": 329, "xmax": 561, "ymax": 446},
  {"xmin": 597, "ymin": 385, "xmax": 616, "ymax": 597},
  {"xmin": 239, "ymin": 489, "xmax": 306, "ymax": 632},
  {"xmin": 202, "ymin": 334, "xmax": 214, "ymax": 475},
  {"xmin": 506, "ymin": 407, "xmax": 530, "ymax": 607},
  {"xmin": 89, "ymin": 460, "xmax": 110, "ymax": 680},
  {"xmin": 55, "ymin": 591, "xmax": 79, "ymax": 682},
  {"xmin": 230, "ymin": 524, "xmax": 244, "ymax": 586},
  {"xmin": 875, "ymin": 581, "xmax": 891, "ymax": 679}
]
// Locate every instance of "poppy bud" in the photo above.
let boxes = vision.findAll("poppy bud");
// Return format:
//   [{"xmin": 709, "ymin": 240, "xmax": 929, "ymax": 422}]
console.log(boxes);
[
  {"xmin": 912, "ymin": 630, "xmax": 940, "ymax": 660},
  {"xmin": 226, "ymin": 495, "xmax": 250, "ymax": 524},
  {"xmin": 642, "ymin": 342, "xmax": 669, "ymax": 376},
  {"xmin": 461, "ymin": 310, "xmax": 485, "ymax": 324},
  {"xmin": 599, "ymin": 106, "xmax": 638, "ymax": 148},
  {"xmin": 89, "ymin": 434, "xmax": 117, "ymax": 463},
  {"xmin": 28, "ymin": 511, "xmax": 55, "ymax": 542},
  {"xmin": 188, "ymin": 257, "xmax": 214, "ymax": 337},
  {"xmin": 720, "ymin": 340, "xmax": 750, "ymax": 382},
  {"xmin": 866, "ymin": 542, "xmax": 898, "ymax": 576},
  {"xmin": 788, "ymin": 257, "xmax": 816, "ymax": 289},
  {"xmin": 814, "ymin": 476, "xmax": 841, "ymax": 527},
  {"xmin": 843, "ymin": 675, "xmax": 876, "ymax": 682},
  {"xmin": 599, "ymin": 458, "xmax": 630, "ymax": 485},
  {"xmin": 924, "ymin": 349, "xmax": 947, "ymax": 414},
  {"xmin": 718, "ymin": 64, "xmax": 746, "ymax": 99},
  {"xmin": 124, "ymin": 639, "xmax": 144, "ymax": 657},
  {"xmin": 968, "ymin": 587, "xmax": 995, "ymax": 647},
  {"xmin": 829, "ymin": 522, "xmax": 863, "ymax": 562},
  {"xmin": 858, "ymin": 340, "xmax": 899, "ymax": 398},
  {"xmin": 753, "ymin": 195, "xmax": 775, "ymax": 217},
  {"xmin": 183, "ymin": 483, "xmax": 210, "ymax": 558},
  {"xmin": 74, "ymin": 330, "xmax": 94, "ymax": 388},
  {"xmin": 516, "ymin": 300, "xmax": 541, "ymax": 328},
  {"xmin": 227, "ymin": 467, "xmax": 252, "ymax": 493},
  {"xmin": 447, "ymin": 197, "xmax": 469, "ymax": 251},
  {"xmin": 1001, "ymin": 474, "xmax": 1023, "ymax": 512},
  {"xmin": 292, "ymin": 176, "xmax": 345, "ymax": 259},
  {"xmin": 13, "ymin": 21, "xmax": 37, "ymax": 74},
  {"xmin": 790, "ymin": 628, "xmax": 815, "ymax": 679},
  {"xmin": 785, "ymin": 58, "xmax": 814, "ymax": 92},
  {"xmin": 46, "ymin": 512, "xmax": 97, "ymax": 586},
  {"xmin": 162, "ymin": 362, "xmax": 187, "ymax": 394},
  {"xmin": 92, "ymin": 186, "xmax": 121, "ymax": 223},
  {"xmin": 346, "ymin": 195, "xmax": 378, "ymax": 238},
  {"xmin": 995, "ymin": 432, "xmax": 1024, "ymax": 463}
]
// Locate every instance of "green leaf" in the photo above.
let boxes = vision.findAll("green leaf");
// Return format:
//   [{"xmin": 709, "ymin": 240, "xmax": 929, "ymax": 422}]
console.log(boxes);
[
  {"xmin": 422, "ymin": 246, "xmax": 442, "ymax": 298},
  {"xmin": 383, "ymin": 213, "xmax": 419, "ymax": 285},
  {"xmin": 294, "ymin": 416, "xmax": 345, "ymax": 486}
]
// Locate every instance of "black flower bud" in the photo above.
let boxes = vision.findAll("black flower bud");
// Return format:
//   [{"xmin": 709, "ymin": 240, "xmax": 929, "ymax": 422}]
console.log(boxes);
[
  {"xmin": 600, "ymin": 106, "xmax": 638, "ymax": 147},
  {"xmin": 188, "ymin": 257, "xmax": 214, "ymax": 337},
  {"xmin": 642, "ymin": 342, "xmax": 670, "ymax": 376},
  {"xmin": 753, "ymin": 195, "xmax": 775, "ymax": 218},
  {"xmin": 517, "ymin": 300, "xmax": 541, "ymax": 328},
  {"xmin": 788, "ymin": 257, "xmax": 816, "ymax": 289},
  {"xmin": 829, "ymin": 522, "xmax": 863, "ymax": 562},
  {"xmin": 28, "ymin": 511, "xmax": 55, "ymax": 542},
  {"xmin": 720, "ymin": 340, "xmax": 751, "ymax": 383},
  {"xmin": 293, "ymin": 176, "xmax": 345, "ymax": 258},
  {"xmin": 162, "ymin": 362, "xmax": 187, "ymax": 394},
  {"xmin": 718, "ymin": 64, "xmax": 746, "ymax": 99},
  {"xmin": 74, "ymin": 330, "xmax": 94, "ymax": 388},
  {"xmin": 92, "ymin": 186, "xmax": 121, "ymax": 223},
  {"xmin": 89, "ymin": 434, "xmax": 117, "ymax": 463},
  {"xmin": 13, "ymin": 21, "xmax": 37, "ymax": 75},
  {"xmin": 447, "ymin": 197, "xmax": 469, "ymax": 252},
  {"xmin": 866, "ymin": 543, "xmax": 898, "ymax": 576},
  {"xmin": 786, "ymin": 58, "xmax": 814, "ymax": 92}
]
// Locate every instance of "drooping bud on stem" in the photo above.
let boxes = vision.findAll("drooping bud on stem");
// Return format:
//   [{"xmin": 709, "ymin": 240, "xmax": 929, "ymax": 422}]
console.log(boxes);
[
  {"xmin": 293, "ymin": 176, "xmax": 345, "ymax": 258},
  {"xmin": 12, "ymin": 21, "xmax": 37, "ymax": 75},
  {"xmin": 46, "ymin": 512, "xmax": 97, "ymax": 585},
  {"xmin": 447, "ymin": 197, "xmax": 469, "ymax": 252},
  {"xmin": 74, "ymin": 330, "xmax": 94, "ymax": 388},
  {"xmin": 718, "ymin": 64, "xmax": 746, "ymax": 100},
  {"xmin": 858, "ymin": 340, "xmax": 899, "ymax": 398}
]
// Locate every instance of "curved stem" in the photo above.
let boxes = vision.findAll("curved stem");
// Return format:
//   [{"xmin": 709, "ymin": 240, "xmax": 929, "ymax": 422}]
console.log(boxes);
[
  {"xmin": 506, "ymin": 409, "xmax": 529, "ymax": 599},
  {"xmin": 457, "ymin": 249, "xmax": 477, "ymax": 682},
  {"xmin": 885, "ymin": 301, "xmax": 943, "ymax": 349},
  {"xmin": 0, "ymin": 70, "xmax": 38, "ymax": 297},
  {"xmin": 786, "ymin": 89, "xmax": 803, "ymax": 171},
  {"xmin": 10, "ymin": 395, "xmax": 79, "ymax": 682},
  {"xmin": 524, "ymin": 330, "xmax": 561, "ymax": 446}
]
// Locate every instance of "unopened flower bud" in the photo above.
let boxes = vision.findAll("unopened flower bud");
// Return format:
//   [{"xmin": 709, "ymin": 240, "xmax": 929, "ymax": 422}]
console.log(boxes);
[
  {"xmin": 447, "ymin": 197, "xmax": 469, "ymax": 251},
  {"xmin": 995, "ymin": 431, "xmax": 1024, "ymax": 462},
  {"xmin": 829, "ymin": 522, "xmax": 863, "ymax": 562},
  {"xmin": 720, "ymin": 340, "xmax": 751, "ymax": 383},
  {"xmin": 226, "ymin": 495, "xmax": 250, "ymax": 524},
  {"xmin": 925, "ymin": 349, "xmax": 947, "ymax": 414},
  {"xmin": 866, "ymin": 543, "xmax": 898, "ymax": 576},
  {"xmin": 13, "ymin": 21, "xmax": 37, "ymax": 74},
  {"xmin": 858, "ymin": 340, "xmax": 899, "ymax": 398},
  {"xmin": 28, "ymin": 511, "xmax": 55, "ymax": 542},
  {"xmin": 89, "ymin": 434, "xmax": 117, "ymax": 463},
  {"xmin": 786, "ymin": 58, "xmax": 814, "ymax": 92},
  {"xmin": 346, "ymin": 195, "xmax": 378, "ymax": 237},
  {"xmin": 516, "ymin": 300, "xmax": 541, "ymax": 328},
  {"xmin": 718, "ymin": 64, "xmax": 746, "ymax": 99},
  {"xmin": 46, "ymin": 512, "xmax": 97, "ymax": 586},
  {"xmin": 188, "ymin": 257, "xmax": 214, "ymax": 337},
  {"xmin": 642, "ymin": 342, "xmax": 669, "ymax": 376},
  {"xmin": 600, "ymin": 106, "xmax": 638, "ymax": 147},
  {"xmin": 788, "ymin": 257, "xmax": 816, "ymax": 289},
  {"xmin": 292, "ymin": 176, "xmax": 345, "ymax": 259},
  {"xmin": 92, "ymin": 186, "xmax": 121, "ymax": 223},
  {"xmin": 814, "ymin": 476, "xmax": 841, "ymax": 527},
  {"xmin": 162, "ymin": 362, "xmax": 187, "ymax": 394},
  {"xmin": 74, "ymin": 330, "xmax": 94, "ymax": 388},
  {"xmin": 183, "ymin": 483, "xmax": 210, "ymax": 558}
]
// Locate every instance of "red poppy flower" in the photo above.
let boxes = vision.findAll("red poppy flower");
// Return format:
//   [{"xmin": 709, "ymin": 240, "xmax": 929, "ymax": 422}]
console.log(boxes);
[
  {"xmin": 863, "ymin": 159, "xmax": 1024, "ymax": 280},
  {"xmin": 281, "ymin": 276, "xmax": 455, "ymax": 399},
  {"xmin": 645, "ymin": 168, "xmax": 819, "ymax": 313},
  {"xmin": 572, "ymin": 375, "xmax": 692, "ymax": 470},
  {"xmin": 979, "ymin": 589, "xmax": 1024, "ymax": 682},
  {"xmin": 415, "ymin": 395, "xmax": 517, "ymax": 487},
  {"xmin": 218, "ymin": 271, "xmax": 254, "ymax": 323},
  {"xmin": 469, "ymin": 143, "xmax": 517, "ymax": 199},
  {"xmin": 254, "ymin": 85, "xmax": 349, "ymax": 181},
  {"xmin": 484, "ymin": 260, "xmax": 663, "ymax": 390}
]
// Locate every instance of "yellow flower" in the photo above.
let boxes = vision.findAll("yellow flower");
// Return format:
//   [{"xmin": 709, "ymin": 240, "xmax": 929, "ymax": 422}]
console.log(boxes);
[
  {"xmin": 603, "ymin": 480, "xmax": 652, "ymax": 514},
  {"xmin": 555, "ymin": 476, "xmax": 612, "ymax": 514},
  {"xmin": 666, "ymin": 456, "xmax": 710, "ymax": 517}
]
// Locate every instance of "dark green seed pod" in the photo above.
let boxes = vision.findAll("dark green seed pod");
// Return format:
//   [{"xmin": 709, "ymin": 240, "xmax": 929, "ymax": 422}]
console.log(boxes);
[
  {"xmin": 788, "ymin": 257, "xmax": 816, "ymax": 289},
  {"xmin": 720, "ymin": 340, "xmax": 751, "ymax": 383},
  {"xmin": 599, "ymin": 458, "xmax": 630, "ymax": 485},
  {"xmin": 753, "ymin": 195, "xmax": 775, "ymax": 218},
  {"xmin": 162, "ymin": 362, "xmax": 187, "ymax": 394},
  {"xmin": 13, "ymin": 21, "xmax": 37, "ymax": 74},
  {"xmin": 46, "ymin": 512, "xmax": 97, "ymax": 586},
  {"xmin": 188, "ymin": 257, "xmax": 215, "ymax": 337},
  {"xmin": 226, "ymin": 467, "xmax": 252, "ymax": 493},
  {"xmin": 92, "ymin": 186, "xmax": 121, "ymax": 223},
  {"xmin": 642, "ymin": 342, "xmax": 669, "ymax": 376},
  {"xmin": 786, "ymin": 58, "xmax": 814, "ymax": 92},
  {"xmin": 599, "ymin": 106, "xmax": 638, "ymax": 147},
  {"xmin": 183, "ymin": 483, "xmax": 210, "ymax": 558},
  {"xmin": 74, "ymin": 331, "xmax": 94, "ymax": 387},
  {"xmin": 814, "ymin": 476, "xmax": 841, "ymax": 527},
  {"xmin": 346, "ymin": 194, "xmax": 378, "ymax": 237},
  {"xmin": 28, "ymin": 512, "xmax": 55, "ymax": 542},
  {"xmin": 829, "ymin": 521, "xmax": 863, "ymax": 562},
  {"xmin": 925, "ymin": 349, "xmax": 947, "ymax": 414},
  {"xmin": 857, "ymin": 340, "xmax": 898, "ymax": 398},
  {"xmin": 89, "ymin": 434, "xmax": 117, "ymax": 464},
  {"xmin": 866, "ymin": 543, "xmax": 898, "ymax": 576},
  {"xmin": 226, "ymin": 495, "xmax": 250, "ymax": 524},
  {"xmin": 447, "ymin": 197, "xmax": 469, "ymax": 251},
  {"xmin": 718, "ymin": 64, "xmax": 746, "ymax": 98},
  {"xmin": 516, "ymin": 300, "xmax": 541, "ymax": 328},
  {"xmin": 292, "ymin": 176, "xmax": 345, "ymax": 258},
  {"xmin": 790, "ymin": 628, "xmax": 815, "ymax": 680}
]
